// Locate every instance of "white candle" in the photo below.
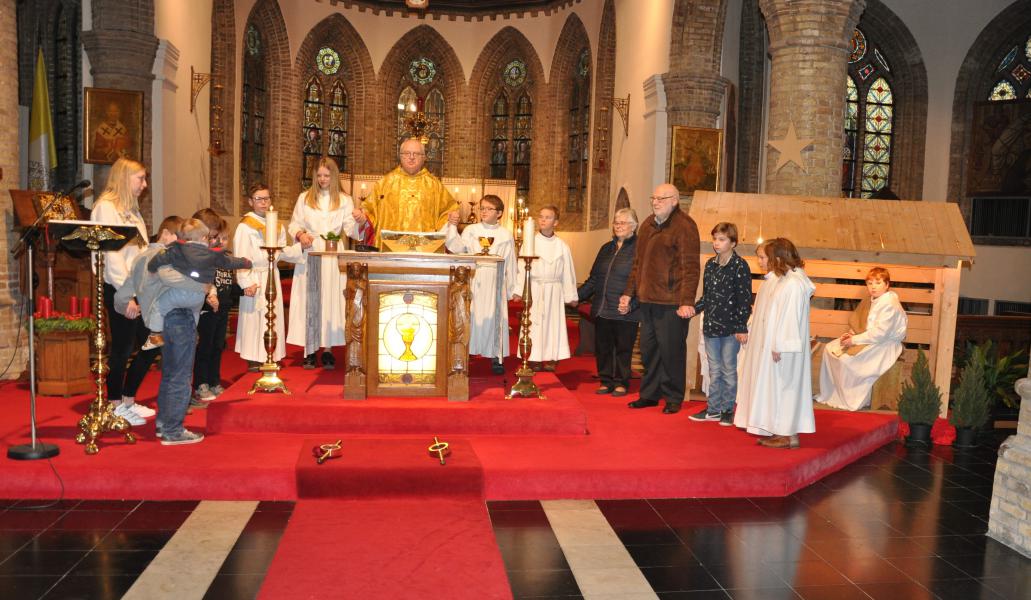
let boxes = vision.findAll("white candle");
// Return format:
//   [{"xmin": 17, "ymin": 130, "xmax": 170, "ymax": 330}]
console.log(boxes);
[
  {"xmin": 521, "ymin": 217, "xmax": 535, "ymax": 256},
  {"xmin": 264, "ymin": 210, "xmax": 278, "ymax": 247}
]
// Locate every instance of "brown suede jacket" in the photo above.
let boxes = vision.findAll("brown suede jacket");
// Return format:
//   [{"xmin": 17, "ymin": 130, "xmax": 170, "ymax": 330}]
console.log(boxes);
[{"xmin": 623, "ymin": 206, "xmax": 700, "ymax": 307}]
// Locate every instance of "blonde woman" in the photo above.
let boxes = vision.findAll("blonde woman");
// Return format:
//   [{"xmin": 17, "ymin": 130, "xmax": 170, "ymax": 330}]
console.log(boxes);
[
  {"xmin": 90, "ymin": 158, "xmax": 153, "ymax": 425},
  {"xmin": 287, "ymin": 157, "xmax": 363, "ymax": 369}
]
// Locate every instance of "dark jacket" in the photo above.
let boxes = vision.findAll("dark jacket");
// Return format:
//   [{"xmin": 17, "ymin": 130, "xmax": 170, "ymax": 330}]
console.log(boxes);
[
  {"xmin": 148, "ymin": 241, "xmax": 251, "ymax": 285},
  {"xmin": 694, "ymin": 251, "xmax": 752, "ymax": 337},
  {"xmin": 578, "ymin": 234, "xmax": 640, "ymax": 321},
  {"xmin": 623, "ymin": 206, "xmax": 700, "ymax": 307}
]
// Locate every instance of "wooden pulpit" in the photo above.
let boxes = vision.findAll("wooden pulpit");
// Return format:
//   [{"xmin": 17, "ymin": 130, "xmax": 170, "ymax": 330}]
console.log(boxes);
[{"xmin": 331, "ymin": 251, "xmax": 503, "ymax": 401}]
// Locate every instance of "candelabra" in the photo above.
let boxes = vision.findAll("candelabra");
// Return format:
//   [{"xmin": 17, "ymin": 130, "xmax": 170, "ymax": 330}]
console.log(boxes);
[
  {"xmin": 507, "ymin": 255, "xmax": 544, "ymax": 399},
  {"xmin": 249, "ymin": 246, "xmax": 291, "ymax": 394}
]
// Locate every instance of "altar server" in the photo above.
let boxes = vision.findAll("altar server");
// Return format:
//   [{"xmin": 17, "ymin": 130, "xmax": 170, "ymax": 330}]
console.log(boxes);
[{"xmin": 817, "ymin": 267, "xmax": 907, "ymax": 411}]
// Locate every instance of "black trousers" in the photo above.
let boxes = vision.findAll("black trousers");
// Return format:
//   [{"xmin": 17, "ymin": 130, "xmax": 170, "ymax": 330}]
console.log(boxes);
[
  {"xmin": 594, "ymin": 317, "xmax": 638, "ymax": 389},
  {"xmin": 102, "ymin": 283, "xmax": 159, "ymax": 399},
  {"xmin": 193, "ymin": 300, "xmax": 230, "ymax": 388},
  {"xmin": 638, "ymin": 302, "xmax": 691, "ymax": 406}
]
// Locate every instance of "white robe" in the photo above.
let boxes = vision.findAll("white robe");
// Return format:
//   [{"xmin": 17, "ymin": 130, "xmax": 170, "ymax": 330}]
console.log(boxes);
[
  {"xmin": 286, "ymin": 190, "xmax": 360, "ymax": 349},
  {"xmin": 817, "ymin": 290, "xmax": 907, "ymax": 411},
  {"xmin": 445, "ymin": 221, "xmax": 519, "ymax": 359},
  {"xmin": 90, "ymin": 199, "xmax": 149, "ymax": 289},
  {"xmin": 735, "ymin": 268, "xmax": 816, "ymax": 437},
  {"xmin": 233, "ymin": 212, "xmax": 304, "ymax": 363},
  {"xmin": 519, "ymin": 233, "xmax": 577, "ymax": 362}
]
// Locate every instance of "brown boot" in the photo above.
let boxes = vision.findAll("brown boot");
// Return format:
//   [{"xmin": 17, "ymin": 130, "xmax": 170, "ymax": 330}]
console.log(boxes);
[{"xmin": 758, "ymin": 434, "xmax": 800, "ymax": 449}]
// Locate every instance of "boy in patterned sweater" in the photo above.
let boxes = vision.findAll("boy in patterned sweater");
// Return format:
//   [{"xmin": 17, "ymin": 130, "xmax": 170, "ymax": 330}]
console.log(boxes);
[{"xmin": 687, "ymin": 222, "xmax": 753, "ymax": 425}]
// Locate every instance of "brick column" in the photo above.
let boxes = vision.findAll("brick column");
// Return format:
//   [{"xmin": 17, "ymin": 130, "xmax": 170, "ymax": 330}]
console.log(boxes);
[
  {"xmin": 663, "ymin": 0, "xmax": 730, "ymax": 130},
  {"xmin": 989, "ymin": 355, "xmax": 1031, "ymax": 557},
  {"xmin": 759, "ymin": 0, "xmax": 865, "ymax": 197}
]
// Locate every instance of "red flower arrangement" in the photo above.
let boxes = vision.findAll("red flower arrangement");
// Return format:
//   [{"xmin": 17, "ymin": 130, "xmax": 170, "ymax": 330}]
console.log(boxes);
[{"xmin": 896, "ymin": 416, "xmax": 957, "ymax": 445}]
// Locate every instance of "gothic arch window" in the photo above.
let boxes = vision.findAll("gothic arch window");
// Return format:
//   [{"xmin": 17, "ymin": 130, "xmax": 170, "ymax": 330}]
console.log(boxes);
[
  {"xmin": 487, "ymin": 59, "xmax": 533, "ymax": 200},
  {"xmin": 397, "ymin": 57, "xmax": 446, "ymax": 176},
  {"xmin": 989, "ymin": 34, "xmax": 1031, "ymax": 100},
  {"xmin": 567, "ymin": 49, "xmax": 591, "ymax": 213},
  {"xmin": 241, "ymin": 24, "xmax": 268, "ymax": 195},
  {"xmin": 842, "ymin": 28, "xmax": 895, "ymax": 198},
  {"xmin": 300, "ymin": 46, "xmax": 349, "ymax": 187}
]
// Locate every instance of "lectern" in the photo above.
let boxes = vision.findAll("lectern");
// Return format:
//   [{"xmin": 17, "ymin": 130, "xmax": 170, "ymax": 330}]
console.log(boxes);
[{"xmin": 333, "ymin": 251, "xmax": 502, "ymax": 401}]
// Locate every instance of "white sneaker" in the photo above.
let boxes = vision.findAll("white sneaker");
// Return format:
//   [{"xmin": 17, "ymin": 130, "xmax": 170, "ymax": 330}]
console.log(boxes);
[
  {"xmin": 210, "ymin": 385, "xmax": 225, "ymax": 397},
  {"xmin": 113, "ymin": 403, "xmax": 145, "ymax": 426},
  {"xmin": 129, "ymin": 403, "xmax": 156, "ymax": 419},
  {"xmin": 195, "ymin": 384, "xmax": 216, "ymax": 401}
]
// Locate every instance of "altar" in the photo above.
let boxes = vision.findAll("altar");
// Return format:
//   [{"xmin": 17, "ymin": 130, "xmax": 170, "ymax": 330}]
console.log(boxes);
[{"xmin": 317, "ymin": 250, "xmax": 503, "ymax": 402}]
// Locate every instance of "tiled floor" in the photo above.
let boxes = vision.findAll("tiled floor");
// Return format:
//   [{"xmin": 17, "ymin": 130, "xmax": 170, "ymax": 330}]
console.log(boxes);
[{"xmin": 1, "ymin": 431, "xmax": 1028, "ymax": 599}]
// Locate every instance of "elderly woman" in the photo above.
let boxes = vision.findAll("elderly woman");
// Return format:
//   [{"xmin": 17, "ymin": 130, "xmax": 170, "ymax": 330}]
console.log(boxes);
[{"xmin": 577, "ymin": 208, "xmax": 640, "ymax": 396}]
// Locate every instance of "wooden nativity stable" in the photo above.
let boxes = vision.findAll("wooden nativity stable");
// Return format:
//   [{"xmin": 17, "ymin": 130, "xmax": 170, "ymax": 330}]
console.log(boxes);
[{"xmin": 686, "ymin": 191, "xmax": 976, "ymax": 416}]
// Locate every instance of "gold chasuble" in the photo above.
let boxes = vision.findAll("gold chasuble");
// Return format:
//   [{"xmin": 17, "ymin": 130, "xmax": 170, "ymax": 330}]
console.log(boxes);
[{"xmin": 364, "ymin": 166, "xmax": 457, "ymax": 248}]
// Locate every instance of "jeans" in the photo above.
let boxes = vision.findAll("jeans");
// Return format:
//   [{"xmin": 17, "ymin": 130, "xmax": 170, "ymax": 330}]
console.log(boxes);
[
  {"xmin": 156, "ymin": 308, "xmax": 198, "ymax": 438},
  {"xmin": 704, "ymin": 335, "xmax": 741, "ymax": 414}
]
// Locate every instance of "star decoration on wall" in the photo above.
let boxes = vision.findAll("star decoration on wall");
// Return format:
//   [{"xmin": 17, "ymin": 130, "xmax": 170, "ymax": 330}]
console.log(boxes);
[{"xmin": 767, "ymin": 122, "xmax": 814, "ymax": 173}]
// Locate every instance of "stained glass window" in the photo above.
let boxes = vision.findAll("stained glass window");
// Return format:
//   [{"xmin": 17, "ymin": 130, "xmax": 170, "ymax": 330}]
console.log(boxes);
[
  {"xmin": 841, "ymin": 28, "xmax": 894, "ymax": 198},
  {"xmin": 396, "ymin": 57, "xmax": 446, "ymax": 177},
  {"xmin": 503, "ymin": 60, "xmax": 527, "ymax": 87},
  {"xmin": 486, "ymin": 58, "xmax": 533, "ymax": 201},
  {"xmin": 989, "ymin": 34, "xmax": 1031, "ymax": 101},
  {"xmin": 299, "ymin": 45, "xmax": 350, "ymax": 187},
  {"xmin": 241, "ymin": 24, "xmax": 267, "ymax": 199},
  {"xmin": 317, "ymin": 47, "xmax": 340, "ymax": 75},
  {"xmin": 409, "ymin": 58, "xmax": 436, "ymax": 85},
  {"xmin": 567, "ymin": 49, "xmax": 591, "ymax": 213},
  {"xmin": 490, "ymin": 94, "xmax": 509, "ymax": 179}
]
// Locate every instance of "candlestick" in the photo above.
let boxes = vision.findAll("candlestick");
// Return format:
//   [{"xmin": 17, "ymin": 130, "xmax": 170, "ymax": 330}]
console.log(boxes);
[
  {"xmin": 250, "ymin": 245, "xmax": 290, "ymax": 395},
  {"xmin": 264, "ymin": 210, "xmax": 278, "ymax": 247},
  {"xmin": 520, "ymin": 217, "xmax": 536, "ymax": 257},
  {"xmin": 507, "ymin": 256, "xmax": 543, "ymax": 400}
]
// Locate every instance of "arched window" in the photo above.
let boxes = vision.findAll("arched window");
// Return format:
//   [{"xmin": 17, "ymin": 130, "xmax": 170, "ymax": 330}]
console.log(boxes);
[
  {"xmin": 567, "ymin": 49, "xmax": 591, "ymax": 213},
  {"xmin": 300, "ymin": 46, "xmax": 349, "ymax": 187},
  {"xmin": 989, "ymin": 34, "xmax": 1031, "ymax": 100},
  {"xmin": 397, "ymin": 58, "xmax": 446, "ymax": 177},
  {"xmin": 842, "ymin": 29, "xmax": 895, "ymax": 198},
  {"xmin": 241, "ymin": 24, "xmax": 268, "ymax": 196},
  {"xmin": 486, "ymin": 59, "xmax": 533, "ymax": 199}
]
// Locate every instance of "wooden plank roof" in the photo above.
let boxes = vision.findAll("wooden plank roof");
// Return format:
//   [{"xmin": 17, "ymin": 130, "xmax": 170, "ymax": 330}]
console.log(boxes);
[{"xmin": 689, "ymin": 191, "xmax": 976, "ymax": 268}]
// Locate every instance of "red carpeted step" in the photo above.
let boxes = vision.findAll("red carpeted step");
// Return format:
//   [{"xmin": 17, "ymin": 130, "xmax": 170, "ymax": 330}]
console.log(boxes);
[
  {"xmin": 296, "ymin": 438, "xmax": 483, "ymax": 499},
  {"xmin": 259, "ymin": 498, "xmax": 512, "ymax": 600}
]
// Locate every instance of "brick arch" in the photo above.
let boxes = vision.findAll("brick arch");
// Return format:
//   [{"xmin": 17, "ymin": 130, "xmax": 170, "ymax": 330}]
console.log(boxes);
[
  {"xmin": 546, "ymin": 12, "xmax": 592, "ymax": 231},
  {"xmin": 468, "ymin": 27, "xmax": 546, "ymax": 183},
  {"xmin": 947, "ymin": 0, "xmax": 1031, "ymax": 224},
  {"xmin": 209, "ymin": 0, "xmax": 235, "ymax": 215},
  {"xmin": 376, "ymin": 25, "xmax": 467, "ymax": 175},
  {"xmin": 291, "ymin": 14, "xmax": 376, "ymax": 185},
  {"xmin": 243, "ymin": 0, "xmax": 292, "ymax": 211}
]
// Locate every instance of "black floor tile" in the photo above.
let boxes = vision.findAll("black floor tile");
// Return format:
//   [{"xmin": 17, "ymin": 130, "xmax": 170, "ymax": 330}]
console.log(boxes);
[
  {"xmin": 95, "ymin": 529, "xmax": 174, "ymax": 551},
  {"xmin": 254, "ymin": 500, "xmax": 294, "ymax": 512},
  {"xmin": 506, "ymin": 568, "xmax": 581, "ymax": 597},
  {"xmin": 705, "ymin": 561, "xmax": 791, "ymax": 590},
  {"xmin": 115, "ymin": 510, "xmax": 191, "ymax": 530},
  {"xmin": 490, "ymin": 509, "xmax": 552, "ymax": 528},
  {"xmin": 886, "ymin": 554, "xmax": 973, "ymax": 582},
  {"xmin": 136, "ymin": 500, "xmax": 200, "ymax": 512},
  {"xmin": 614, "ymin": 526, "xmax": 682, "ymax": 546},
  {"xmin": 71, "ymin": 500, "xmax": 141, "ymax": 512},
  {"xmin": 217, "ymin": 547, "xmax": 279, "ymax": 574},
  {"xmin": 67, "ymin": 549, "xmax": 158, "ymax": 576},
  {"xmin": 770, "ymin": 560, "xmax": 851, "ymax": 588},
  {"xmin": 498, "ymin": 543, "xmax": 571, "ymax": 571},
  {"xmin": 793, "ymin": 584, "xmax": 872, "ymax": 600},
  {"xmin": 726, "ymin": 587, "xmax": 801, "ymax": 600},
  {"xmin": 626, "ymin": 543, "xmax": 699, "ymax": 568},
  {"xmin": 488, "ymin": 500, "xmax": 543, "ymax": 512},
  {"xmin": 640, "ymin": 565, "xmax": 721, "ymax": 592},
  {"xmin": 202, "ymin": 573, "xmax": 267, "ymax": 600},
  {"xmin": 27, "ymin": 530, "xmax": 106, "ymax": 552},
  {"xmin": 0, "ymin": 575, "xmax": 59, "ymax": 599},
  {"xmin": 48, "ymin": 511, "xmax": 127, "ymax": 531},
  {"xmin": 658, "ymin": 592, "xmax": 732, "ymax": 599},
  {"xmin": 41, "ymin": 574, "xmax": 137, "ymax": 600},
  {"xmin": 0, "ymin": 510, "xmax": 65, "ymax": 530},
  {"xmin": 0, "ymin": 549, "xmax": 86, "ymax": 576},
  {"xmin": 925, "ymin": 577, "xmax": 1008, "ymax": 600},
  {"xmin": 856, "ymin": 580, "xmax": 935, "ymax": 599},
  {"xmin": 0, "ymin": 530, "xmax": 36, "ymax": 558}
]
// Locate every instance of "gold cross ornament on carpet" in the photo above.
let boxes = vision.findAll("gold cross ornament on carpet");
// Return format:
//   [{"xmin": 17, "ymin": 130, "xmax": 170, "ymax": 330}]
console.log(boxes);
[{"xmin": 767, "ymin": 122, "xmax": 814, "ymax": 173}]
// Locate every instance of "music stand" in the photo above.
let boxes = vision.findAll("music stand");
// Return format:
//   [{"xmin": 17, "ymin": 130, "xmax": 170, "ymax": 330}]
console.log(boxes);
[{"xmin": 48, "ymin": 220, "xmax": 142, "ymax": 455}]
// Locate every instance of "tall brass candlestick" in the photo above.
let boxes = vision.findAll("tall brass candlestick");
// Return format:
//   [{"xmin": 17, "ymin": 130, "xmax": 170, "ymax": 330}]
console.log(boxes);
[
  {"xmin": 507, "ymin": 255, "xmax": 544, "ymax": 399},
  {"xmin": 249, "ymin": 246, "xmax": 291, "ymax": 394}
]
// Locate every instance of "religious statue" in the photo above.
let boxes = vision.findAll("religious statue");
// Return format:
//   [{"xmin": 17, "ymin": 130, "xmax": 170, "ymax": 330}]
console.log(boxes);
[
  {"xmin": 345, "ymin": 262, "xmax": 368, "ymax": 375},
  {"xmin": 448, "ymin": 265, "xmax": 472, "ymax": 376}
]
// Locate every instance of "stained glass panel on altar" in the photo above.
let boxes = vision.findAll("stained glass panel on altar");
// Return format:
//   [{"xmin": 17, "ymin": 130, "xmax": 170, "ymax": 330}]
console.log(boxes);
[{"xmin": 377, "ymin": 291, "xmax": 438, "ymax": 385}]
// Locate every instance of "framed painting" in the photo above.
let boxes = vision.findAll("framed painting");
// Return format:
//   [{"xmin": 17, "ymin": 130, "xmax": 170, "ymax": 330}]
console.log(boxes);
[
  {"xmin": 670, "ymin": 126, "xmax": 723, "ymax": 197},
  {"xmin": 84, "ymin": 87, "xmax": 143, "ymax": 165}
]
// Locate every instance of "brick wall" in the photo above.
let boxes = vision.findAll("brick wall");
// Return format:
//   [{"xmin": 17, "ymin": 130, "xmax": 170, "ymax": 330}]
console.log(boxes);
[
  {"xmin": 988, "ymin": 372, "xmax": 1031, "ymax": 556},
  {"xmin": 209, "ymin": 0, "xmax": 236, "ymax": 215},
  {"xmin": 735, "ymin": 0, "xmax": 765, "ymax": 193}
]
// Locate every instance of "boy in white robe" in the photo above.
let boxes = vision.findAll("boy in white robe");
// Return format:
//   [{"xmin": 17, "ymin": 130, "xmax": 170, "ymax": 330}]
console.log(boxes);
[
  {"xmin": 445, "ymin": 195, "xmax": 519, "ymax": 374},
  {"xmin": 817, "ymin": 267, "xmax": 908, "ymax": 411},
  {"xmin": 513, "ymin": 205, "xmax": 578, "ymax": 371},
  {"xmin": 233, "ymin": 183, "xmax": 304, "ymax": 369}
]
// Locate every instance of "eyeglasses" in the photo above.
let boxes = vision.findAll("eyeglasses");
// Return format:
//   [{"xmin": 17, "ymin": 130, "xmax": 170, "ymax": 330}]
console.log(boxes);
[
  {"xmin": 612, "ymin": 221, "xmax": 632, "ymax": 226},
  {"xmin": 400, "ymin": 152, "xmax": 425, "ymax": 158},
  {"xmin": 251, "ymin": 196, "xmax": 272, "ymax": 203},
  {"xmin": 649, "ymin": 195, "xmax": 677, "ymax": 201}
]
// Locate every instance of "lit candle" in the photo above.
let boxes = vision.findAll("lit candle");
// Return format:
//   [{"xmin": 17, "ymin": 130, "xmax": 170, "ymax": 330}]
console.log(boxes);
[
  {"xmin": 521, "ymin": 217, "xmax": 535, "ymax": 256},
  {"xmin": 69, "ymin": 295, "xmax": 79, "ymax": 317},
  {"xmin": 471, "ymin": 187, "xmax": 477, "ymax": 198},
  {"xmin": 264, "ymin": 210, "xmax": 279, "ymax": 247}
]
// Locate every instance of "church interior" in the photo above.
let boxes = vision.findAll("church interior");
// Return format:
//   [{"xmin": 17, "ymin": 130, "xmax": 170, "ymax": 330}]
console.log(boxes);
[{"xmin": 2, "ymin": 0, "xmax": 1031, "ymax": 598}]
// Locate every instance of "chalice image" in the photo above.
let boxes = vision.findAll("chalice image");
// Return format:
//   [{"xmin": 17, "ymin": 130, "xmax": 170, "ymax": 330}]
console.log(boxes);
[
  {"xmin": 477, "ymin": 236, "xmax": 495, "ymax": 255},
  {"xmin": 396, "ymin": 313, "xmax": 420, "ymax": 361}
]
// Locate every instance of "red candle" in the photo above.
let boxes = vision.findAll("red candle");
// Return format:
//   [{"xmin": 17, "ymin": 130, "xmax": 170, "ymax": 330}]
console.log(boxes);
[
  {"xmin": 39, "ymin": 296, "xmax": 52, "ymax": 319},
  {"xmin": 69, "ymin": 295, "xmax": 79, "ymax": 317},
  {"xmin": 82, "ymin": 299, "xmax": 91, "ymax": 318}
]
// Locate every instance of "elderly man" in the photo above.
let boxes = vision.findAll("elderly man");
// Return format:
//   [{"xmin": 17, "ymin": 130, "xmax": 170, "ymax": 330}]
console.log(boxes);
[
  {"xmin": 357, "ymin": 138, "xmax": 459, "ymax": 248},
  {"xmin": 619, "ymin": 183, "xmax": 700, "ymax": 414}
]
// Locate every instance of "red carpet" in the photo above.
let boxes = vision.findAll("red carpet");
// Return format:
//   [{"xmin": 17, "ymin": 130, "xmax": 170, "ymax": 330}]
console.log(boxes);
[{"xmin": 258, "ymin": 498, "xmax": 511, "ymax": 600}]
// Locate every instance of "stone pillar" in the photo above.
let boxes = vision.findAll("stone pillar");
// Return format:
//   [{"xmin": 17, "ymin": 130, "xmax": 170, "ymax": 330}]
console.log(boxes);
[
  {"xmin": 81, "ymin": 0, "xmax": 159, "ymax": 223},
  {"xmin": 989, "ymin": 353, "xmax": 1031, "ymax": 558},
  {"xmin": 759, "ymin": 0, "xmax": 865, "ymax": 197},
  {"xmin": 662, "ymin": 0, "xmax": 730, "ymax": 129}
]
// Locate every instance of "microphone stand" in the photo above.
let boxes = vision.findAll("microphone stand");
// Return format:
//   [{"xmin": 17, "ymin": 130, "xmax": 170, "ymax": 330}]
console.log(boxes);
[{"xmin": 6, "ymin": 190, "xmax": 75, "ymax": 460}]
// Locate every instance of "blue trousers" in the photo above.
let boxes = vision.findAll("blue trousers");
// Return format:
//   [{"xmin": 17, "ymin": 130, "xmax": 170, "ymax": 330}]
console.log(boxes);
[
  {"xmin": 704, "ymin": 335, "xmax": 741, "ymax": 414},
  {"xmin": 156, "ymin": 308, "xmax": 197, "ymax": 438}
]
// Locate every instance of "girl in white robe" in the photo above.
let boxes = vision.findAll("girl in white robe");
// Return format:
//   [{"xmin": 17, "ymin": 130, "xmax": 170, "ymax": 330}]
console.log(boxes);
[
  {"xmin": 514, "ymin": 206, "xmax": 578, "ymax": 368},
  {"xmin": 286, "ymin": 158, "xmax": 362, "ymax": 368},
  {"xmin": 734, "ymin": 238, "xmax": 816, "ymax": 448},
  {"xmin": 234, "ymin": 184, "xmax": 304, "ymax": 366},
  {"xmin": 818, "ymin": 268, "xmax": 907, "ymax": 411}
]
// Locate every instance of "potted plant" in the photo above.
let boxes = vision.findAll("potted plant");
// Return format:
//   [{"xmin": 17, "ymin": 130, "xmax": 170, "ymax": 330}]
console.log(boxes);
[
  {"xmin": 949, "ymin": 357, "xmax": 990, "ymax": 448},
  {"xmin": 897, "ymin": 350, "xmax": 942, "ymax": 446},
  {"xmin": 321, "ymin": 231, "xmax": 342, "ymax": 251},
  {"xmin": 960, "ymin": 341, "xmax": 1027, "ymax": 425}
]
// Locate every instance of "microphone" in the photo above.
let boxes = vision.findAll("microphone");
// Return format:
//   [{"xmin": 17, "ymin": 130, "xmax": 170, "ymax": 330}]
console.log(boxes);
[{"xmin": 59, "ymin": 179, "xmax": 91, "ymax": 197}]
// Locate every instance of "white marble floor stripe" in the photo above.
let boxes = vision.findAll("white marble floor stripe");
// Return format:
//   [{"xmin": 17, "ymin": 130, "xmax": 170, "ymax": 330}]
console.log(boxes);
[
  {"xmin": 121, "ymin": 500, "xmax": 258, "ymax": 600},
  {"xmin": 541, "ymin": 499, "xmax": 659, "ymax": 600}
]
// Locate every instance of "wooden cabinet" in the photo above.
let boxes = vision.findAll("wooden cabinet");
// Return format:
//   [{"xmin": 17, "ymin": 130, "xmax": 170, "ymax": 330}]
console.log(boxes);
[{"xmin": 35, "ymin": 331, "xmax": 93, "ymax": 397}]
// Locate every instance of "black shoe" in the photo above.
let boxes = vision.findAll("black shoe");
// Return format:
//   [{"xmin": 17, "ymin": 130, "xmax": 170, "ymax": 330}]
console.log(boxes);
[
  {"xmin": 303, "ymin": 353, "xmax": 317, "ymax": 370},
  {"xmin": 688, "ymin": 408, "xmax": 720, "ymax": 422},
  {"xmin": 628, "ymin": 399, "xmax": 659, "ymax": 409},
  {"xmin": 662, "ymin": 403, "xmax": 682, "ymax": 414},
  {"xmin": 246, "ymin": 361, "xmax": 261, "ymax": 373},
  {"xmin": 595, "ymin": 386, "xmax": 614, "ymax": 395},
  {"xmin": 491, "ymin": 360, "xmax": 505, "ymax": 375},
  {"xmin": 321, "ymin": 351, "xmax": 335, "ymax": 370},
  {"xmin": 719, "ymin": 411, "xmax": 735, "ymax": 426}
]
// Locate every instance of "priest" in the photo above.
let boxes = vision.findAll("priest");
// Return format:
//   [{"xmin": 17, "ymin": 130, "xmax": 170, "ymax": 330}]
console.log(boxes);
[{"xmin": 357, "ymin": 138, "xmax": 459, "ymax": 247}]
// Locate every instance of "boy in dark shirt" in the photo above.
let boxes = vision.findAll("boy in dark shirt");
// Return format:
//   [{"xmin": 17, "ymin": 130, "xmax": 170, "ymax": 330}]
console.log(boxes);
[{"xmin": 688, "ymin": 222, "xmax": 753, "ymax": 425}]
